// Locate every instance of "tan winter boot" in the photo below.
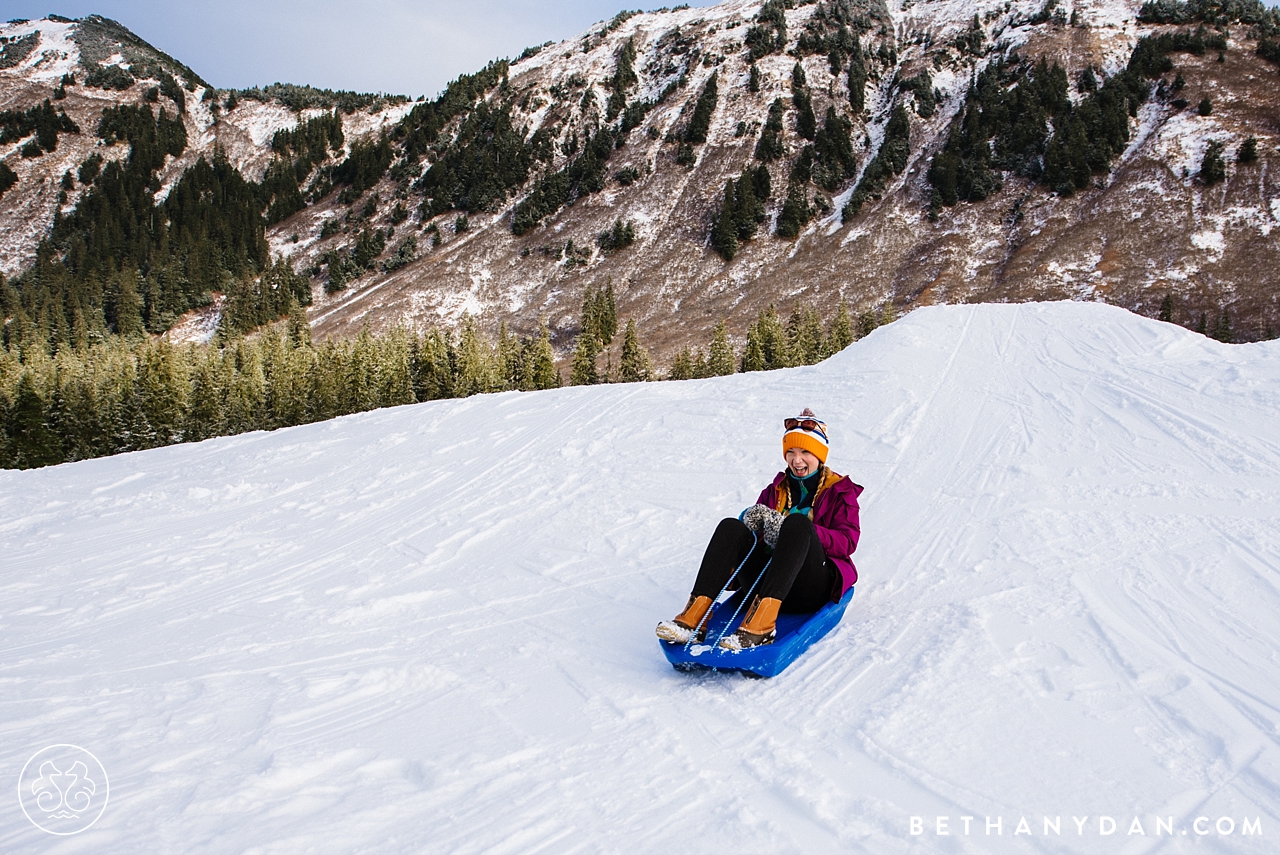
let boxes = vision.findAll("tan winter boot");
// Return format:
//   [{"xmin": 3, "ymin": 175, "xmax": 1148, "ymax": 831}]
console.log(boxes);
[
  {"xmin": 719, "ymin": 596, "xmax": 781, "ymax": 650},
  {"xmin": 656, "ymin": 595, "xmax": 714, "ymax": 643}
]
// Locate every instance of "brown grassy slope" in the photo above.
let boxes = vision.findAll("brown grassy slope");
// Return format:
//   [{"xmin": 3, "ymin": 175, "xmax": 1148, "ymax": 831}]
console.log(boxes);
[{"xmin": 300, "ymin": 17, "xmax": 1279, "ymax": 359}]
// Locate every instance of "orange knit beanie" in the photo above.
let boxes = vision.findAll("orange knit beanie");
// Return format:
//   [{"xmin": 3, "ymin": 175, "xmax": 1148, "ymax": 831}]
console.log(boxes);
[{"xmin": 782, "ymin": 408, "xmax": 829, "ymax": 463}]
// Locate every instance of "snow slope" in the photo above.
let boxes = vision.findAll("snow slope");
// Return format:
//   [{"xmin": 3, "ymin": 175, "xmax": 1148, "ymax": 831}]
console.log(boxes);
[{"xmin": 3, "ymin": 302, "xmax": 1280, "ymax": 853}]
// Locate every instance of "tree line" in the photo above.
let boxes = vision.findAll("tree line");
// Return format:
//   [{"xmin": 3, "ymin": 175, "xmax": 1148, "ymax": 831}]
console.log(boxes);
[
  {"xmin": 1, "ymin": 291, "xmax": 890, "ymax": 470},
  {"xmin": 0, "ymin": 305, "xmax": 559, "ymax": 470}
]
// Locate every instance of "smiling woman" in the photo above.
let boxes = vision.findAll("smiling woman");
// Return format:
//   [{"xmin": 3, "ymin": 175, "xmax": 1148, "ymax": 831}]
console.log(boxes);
[
  {"xmin": 655, "ymin": 408, "xmax": 864, "ymax": 653},
  {"xmin": 0, "ymin": 0, "xmax": 718, "ymax": 95}
]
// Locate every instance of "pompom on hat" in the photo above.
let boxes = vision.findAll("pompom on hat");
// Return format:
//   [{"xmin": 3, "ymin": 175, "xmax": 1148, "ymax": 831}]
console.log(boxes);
[{"xmin": 782, "ymin": 407, "xmax": 829, "ymax": 464}]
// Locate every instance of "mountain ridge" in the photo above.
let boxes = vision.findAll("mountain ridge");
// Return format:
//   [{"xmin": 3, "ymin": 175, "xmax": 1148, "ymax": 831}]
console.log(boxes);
[{"xmin": 1, "ymin": 0, "xmax": 1278, "ymax": 364}]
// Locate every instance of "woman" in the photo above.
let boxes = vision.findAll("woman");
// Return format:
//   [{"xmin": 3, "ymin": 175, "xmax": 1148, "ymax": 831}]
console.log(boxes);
[{"xmin": 656, "ymin": 409, "xmax": 863, "ymax": 650}]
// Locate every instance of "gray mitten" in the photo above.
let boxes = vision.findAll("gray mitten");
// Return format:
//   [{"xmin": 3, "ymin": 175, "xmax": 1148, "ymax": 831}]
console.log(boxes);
[
  {"xmin": 740, "ymin": 504, "xmax": 772, "ymax": 533},
  {"xmin": 760, "ymin": 508, "xmax": 785, "ymax": 547}
]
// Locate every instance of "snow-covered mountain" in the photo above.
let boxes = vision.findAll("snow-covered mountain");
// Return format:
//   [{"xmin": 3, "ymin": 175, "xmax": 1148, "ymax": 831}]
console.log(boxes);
[
  {"xmin": 0, "ymin": 15, "xmax": 411, "ymax": 280},
  {"xmin": 1, "ymin": 2, "xmax": 1278, "ymax": 359},
  {"xmin": 3, "ymin": 301, "xmax": 1279, "ymax": 852}
]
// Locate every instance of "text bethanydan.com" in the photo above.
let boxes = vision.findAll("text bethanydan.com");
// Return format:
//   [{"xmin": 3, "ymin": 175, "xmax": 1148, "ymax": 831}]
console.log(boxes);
[{"xmin": 910, "ymin": 815, "xmax": 1260, "ymax": 838}]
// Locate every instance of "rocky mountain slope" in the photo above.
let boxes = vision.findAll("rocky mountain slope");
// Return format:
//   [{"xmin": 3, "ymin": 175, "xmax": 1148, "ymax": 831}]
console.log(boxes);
[{"xmin": 1, "ymin": 1, "xmax": 1278, "ymax": 360}]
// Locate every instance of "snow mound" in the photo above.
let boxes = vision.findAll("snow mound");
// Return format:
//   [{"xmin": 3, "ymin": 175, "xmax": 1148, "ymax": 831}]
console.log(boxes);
[{"xmin": 3, "ymin": 301, "xmax": 1280, "ymax": 852}]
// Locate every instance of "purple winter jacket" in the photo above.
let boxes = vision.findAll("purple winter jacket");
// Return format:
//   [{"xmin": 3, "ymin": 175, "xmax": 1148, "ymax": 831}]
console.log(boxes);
[{"xmin": 756, "ymin": 469, "xmax": 863, "ymax": 599}]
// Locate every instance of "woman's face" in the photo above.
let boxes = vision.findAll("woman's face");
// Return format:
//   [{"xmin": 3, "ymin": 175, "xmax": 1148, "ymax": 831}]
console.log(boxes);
[{"xmin": 785, "ymin": 447, "xmax": 821, "ymax": 478}]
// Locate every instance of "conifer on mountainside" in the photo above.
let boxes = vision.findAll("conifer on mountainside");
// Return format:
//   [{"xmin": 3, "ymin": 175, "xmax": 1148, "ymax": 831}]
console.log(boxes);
[
  {"xmin": 619, "ymin": 319, "xmax": 654, "ymax": 382},
  {"xmin": 571, "ymin": 284, "xmax": 617, "ymax": 385},
  {"xmin": 1199, "ymin": 140, "xmax": 1226, "ymax": 184},
  {"xmin": 707, "ymin": 321, "xmax": 735, "ymax": 377},
  {"xmin": 712, "ymin": 181, "xmax": 740, "ymax": 261},
  {"xmin": 791, "ymin": 63, "xmax": 816, "ymax": 141},
  {"xmin": 685, "ymin": 71, "xmax": 718, "ymax": 145},
  {"xmin": 746, "ymin": 0, "xmax": 788, "ymax": 60},
  {"xmin": 847, "ymin": 40, "xmax": 866, "ymax": 114},
  {"xmin": 755, "ymin": 98, "xmax": 786, "ymax": 161}
]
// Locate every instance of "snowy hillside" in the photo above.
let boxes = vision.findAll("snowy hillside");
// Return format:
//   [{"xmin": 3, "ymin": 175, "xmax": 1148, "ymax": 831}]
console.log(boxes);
[
  {"xmin": 3, "ymin": 301, "xmax": 1280, "ymax": 853},
  {"xmin": 0, "ymin": 15, "xmax": 410, "ymax": 280}
]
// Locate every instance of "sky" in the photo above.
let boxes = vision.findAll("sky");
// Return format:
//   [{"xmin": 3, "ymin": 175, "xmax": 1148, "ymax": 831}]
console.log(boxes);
[
  {"xmin": 2, "ymin": 0, "xmax": 717, "ymax": 98},
  {"xmin": 5, "ymin": 0, "xmax": 1279, "ymax": 98}
]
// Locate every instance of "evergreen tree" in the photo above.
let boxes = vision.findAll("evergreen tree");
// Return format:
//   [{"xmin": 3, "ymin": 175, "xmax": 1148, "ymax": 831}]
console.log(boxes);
[
  {"xmin": 287, "ymin": 299, "xmax": 312, "ymax": 348},
  {"xmin": 223, "ymin": 340, "xmax": 265, "ymax": 434},
  {"xmin": 413, "ymin": 329, "xmax": 455, "ymax": 401},
  {"xmin": 594, "ymin": 282, "xmax": 618, "ymax": 346},
  {"xmin": 114, "ymin": 270, "xmax": 146, "ymax": 340},
  {"xmin": 668, "ymin": 347, "xmax": 695, "ymax": 381},
  {"xmin": 845, "ymin": 105, "xmax": 910, "ymax": 219},
  {"xmin": 1078, "ymin": 66, "xmax": 1099, "ymax": 93},
  {"xmin": 812, "ymin": 106, "xmax": 856, "ymax": 190},
  {"xmin": 792, "ymin": 63, "xmax": 816, "ymax": 141},
  {"xmin": 4, "ymin": 373, "xmax": 63, "ymax": 468},
  {"xmin": 619, "ymin": 319, "xmax": 653, "ymax": 382},
  {"xmin": 571, "ymin": 288, "xmax": 603, "ymax": 385},
  {"xmin": 333, "ymin": 134, "xmax": 393, "ymax": 193},
  {"xmin": 511, "ymin": 126, "xmax": 617, "ymax": 234},
  {"xmin": 570, "ymin": 332, "xmax": 601, "ymax": 385},
  {"xmin": 712, "ymin": 180, "xmax": 740, "ymax": 261},
  {"xmin": 791, "ymin": 61, "xmax": 807, "ymax": 91},
  {"xmin": 454, "ymin": 316, "xmax": 496, "ymax": 396},
  {"xmin": 497, "ymin": 321, "xmax": 522, "ymax": 390},
  {"xmin": 734, "ymin": 170, "xmax": 765, "ymax": 241},
  {"xmin": 597, "ymin": 219, "xmax": 636, "ymax": 252},
  {"xmin": 756, "ymin": 98, "xmax": 786, "ymax": 161},
  {"xmin": 0, "ymin": 161, "xmax": 18, "ymax": 199},
  {"xmin": 746, "ymin": 0, "xmax": 788, "ymax": 60},
  {"xmin": 787, "ymin": 304, "xmax": 826, "ymax": 364},
  {"xmin": 1200, "ymin": 140, "xmax": 1226, "ymax": 184},
  {"xmin": 856, "ymin": 308, "xmax": 879, "ymax": 338},
  {"xmin": 880, "ymin": 301, "xmax": 898, "ymax": 327},
  {"xmin": 775, "ymin": 181, "xmax": 813, "ymax": 238},
  {"xmin": 1158, "ymin": 294, "xmax": 1174, "ymax": 322},
  {"xmin": 847, "ymin": 45, "xmax": 866, "ymax": 113},
  {"xmin": 756, "ymin": 305, "xmax": 791, "ymax": 368},
  {"xmin": 1238, "ymin": 136, "xmax": 1258, "ymax": 164},
  {"xmin": 185, "ymin": 350, "xmax": 226, "ymax": 442},
  {"xmin": 827, "ymin": 301, "xmax": 854, "ymax": 352},
  {"xmin": 707, "ymin": 321, "xmax": 735, "ymax": 376},
  {"xmin": 607, "ymin": 38, "xmax": 639, "ymax": 121},
  {"xmin": 685, "ymin": 72, "xmax": 719, "ymax": 145},
  {"xmin": 135, "ymin": 340, "xmax": 188, "ymax": 446},
  {"xmin": 380, "ymin": 325, "xmax": 417, "ymax": 407},
  {"xmin": 521, "ymin": 322, "xmax": 560, "ymax": 390}
]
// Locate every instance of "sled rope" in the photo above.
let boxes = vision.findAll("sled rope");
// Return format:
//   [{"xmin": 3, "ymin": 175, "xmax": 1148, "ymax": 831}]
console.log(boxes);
[
  {"xmin": 709, "ymin": 550, "xmax": 772, "ymax": 649},
  {"xmin": 685, "ymin": 531, "xmax": 759, "ymax": 650}
]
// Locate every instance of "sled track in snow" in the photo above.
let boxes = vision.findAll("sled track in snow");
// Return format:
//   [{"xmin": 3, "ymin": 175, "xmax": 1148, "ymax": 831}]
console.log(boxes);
[{"xmin": 3, "ymin": 302, "xmax": 1280, "ymax": 853}]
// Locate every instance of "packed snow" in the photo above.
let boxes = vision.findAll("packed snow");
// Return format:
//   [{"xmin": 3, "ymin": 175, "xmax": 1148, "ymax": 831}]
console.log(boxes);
[{"xmin": 3, "ymin": 302, "xmax": 1280, "ymax": 853}]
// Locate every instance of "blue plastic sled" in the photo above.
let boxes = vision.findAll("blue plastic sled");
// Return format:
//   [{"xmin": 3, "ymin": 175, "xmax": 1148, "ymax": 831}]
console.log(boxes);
[{"xmin": 659, "ymin": 586, "xmax": 854, "ymax": 678}]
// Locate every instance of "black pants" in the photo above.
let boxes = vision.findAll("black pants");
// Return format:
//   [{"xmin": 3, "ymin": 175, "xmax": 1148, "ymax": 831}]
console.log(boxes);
[{"xmin": 690, "ymin": 515, "xmax": 837, "ymax": 613}]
